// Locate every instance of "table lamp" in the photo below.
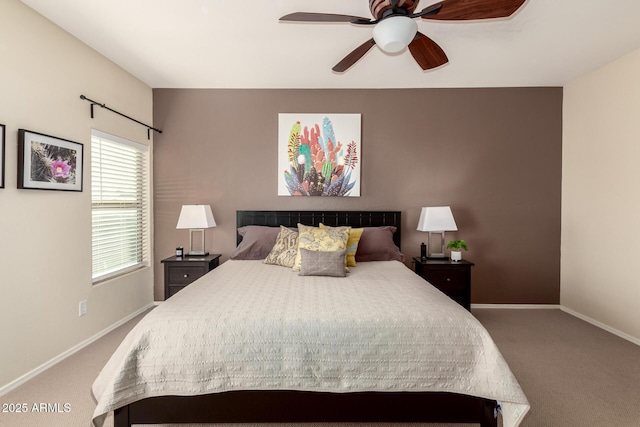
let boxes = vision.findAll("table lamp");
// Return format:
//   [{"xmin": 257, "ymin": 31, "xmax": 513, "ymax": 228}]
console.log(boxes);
[
  {"xmin": 176, "ymin": 205, "xmax": 216, "ymax": 256},
  {"xmin": 417, "ymin": 206, "xmax": 458, "ymax": 259}
]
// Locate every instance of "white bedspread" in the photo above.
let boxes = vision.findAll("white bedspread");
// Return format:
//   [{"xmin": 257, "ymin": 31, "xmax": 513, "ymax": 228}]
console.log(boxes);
[{"xmin": 92, "ymin": 260, "xmax": 529, "ymax": 426}]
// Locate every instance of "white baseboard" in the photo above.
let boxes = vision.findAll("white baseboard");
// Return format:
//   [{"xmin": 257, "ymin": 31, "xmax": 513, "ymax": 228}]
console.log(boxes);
[
  {"xmin": 0, "ymin": 303, "xmax": 155, "ymax": 397},
  {"xmin": 472, "ymin": 304, "xmax": 560, "ymax": 309},
  {"xmin": 560, "ymin": 306, "xmax": 640, "ymax": 347}
]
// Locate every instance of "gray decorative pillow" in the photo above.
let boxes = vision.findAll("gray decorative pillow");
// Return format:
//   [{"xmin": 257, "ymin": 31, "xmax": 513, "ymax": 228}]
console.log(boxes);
[
  {"xmin": 230, "ymin": 226, "xmax": 281, "ymax": 260},
  {"xmin": 355, "ymin": 226, "xmax": 405, "ymax": 262},
  {"xmin": 293, "ymin": 223, "xmax": 350, "ymax": 271},
  {"xmin": 264, "ymin": 226, "xmax": 299, "ymax": 267},
  {"xmin": 298, "ymin": 248, "xmax": 347, "ymax": 277}
]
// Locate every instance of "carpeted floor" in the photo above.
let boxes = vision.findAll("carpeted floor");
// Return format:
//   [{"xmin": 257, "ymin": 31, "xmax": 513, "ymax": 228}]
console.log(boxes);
[{"xmin": 0, "ymin": 308, "xmax": 639, "ymax": 427}]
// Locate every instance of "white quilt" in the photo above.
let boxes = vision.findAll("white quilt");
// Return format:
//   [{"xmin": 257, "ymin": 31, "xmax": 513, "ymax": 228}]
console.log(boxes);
[{"xmin": 92, "ymin": 260, "xmax": 529, "ymax": 426}]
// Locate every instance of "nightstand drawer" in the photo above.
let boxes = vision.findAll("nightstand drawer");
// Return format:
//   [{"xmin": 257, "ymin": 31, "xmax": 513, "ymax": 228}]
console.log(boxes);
[
  {"xmin": 168, "ymin": 266, "xmax": 206, "ymax": 284},
  {"xmin": 426, "ymin": 269, "xmax": 466, "ymax": 290},
  {"xmin": 412, "ymin": 257, "xmax": 473, "ymax": 311},
  {"xmin": 161, "ymin": 254, "xmax": 221, "ymax": 300}
]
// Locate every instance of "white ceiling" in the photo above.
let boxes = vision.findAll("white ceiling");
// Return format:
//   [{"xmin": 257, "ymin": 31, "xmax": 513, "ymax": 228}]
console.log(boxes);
[{"xmin": 19, "ymin": 0, "xmax": 640, "ymax": 89}]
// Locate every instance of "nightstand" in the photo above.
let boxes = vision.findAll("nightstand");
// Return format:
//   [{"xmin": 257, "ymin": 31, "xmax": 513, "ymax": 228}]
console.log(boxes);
[
  {"xmin": 413, "ymin": 257, "xmax": 474, "ymax": 311},
  {"xmin": 161, "ymin": 254, "xmax": 221, "ymax": 300}
]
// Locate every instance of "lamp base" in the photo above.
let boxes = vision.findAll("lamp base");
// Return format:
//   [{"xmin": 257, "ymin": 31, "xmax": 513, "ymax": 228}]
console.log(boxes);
[
  {"xmin": 427, "ymin": 232, "xmax": 448, "ymax": 260},
  {"xmin": 186, "ymin": 251, "xmax": 209, "ymax": 257},
  {"xmin": 187, "ymin": 229, "xmax": 210, "ymax": 258}
]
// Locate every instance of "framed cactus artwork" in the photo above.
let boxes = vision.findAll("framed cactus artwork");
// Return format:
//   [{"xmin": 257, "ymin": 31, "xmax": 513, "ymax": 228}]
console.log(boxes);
[
  {"xmin": 278, "ymin": 113, "xmax": 361, "ymax": 197},
  {"xmin": 17, "ymin": 129, "xmax": 83, "ymax": 192}
]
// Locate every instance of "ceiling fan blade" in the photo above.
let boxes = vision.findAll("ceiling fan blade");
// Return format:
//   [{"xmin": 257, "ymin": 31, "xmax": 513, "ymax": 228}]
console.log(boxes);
[
  {"xmin": 332, "ymin": 39, "xmax": 377, "ymax": 73},
  {"xmin": 408, "ymin": 32, "xmax": 448, "ymax": 70},
  {"xmin": 280, "ymin": 12, "xmax": 372, "ymax": 23},
  {"xmin": 421, "ymin": 0, "xmax": 526, "ymax": 21},
  {"xmin": 409, "ymin": 3, "xmax": 443, "ymax": 18}
]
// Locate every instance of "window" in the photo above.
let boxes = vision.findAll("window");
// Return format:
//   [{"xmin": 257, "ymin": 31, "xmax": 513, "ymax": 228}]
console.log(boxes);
[{"xmin": 91, "ymin": 130, "xmax": 150, "ymax": 283}]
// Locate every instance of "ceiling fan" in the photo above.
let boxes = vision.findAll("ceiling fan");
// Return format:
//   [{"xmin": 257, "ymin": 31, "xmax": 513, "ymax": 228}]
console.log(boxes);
[{"xmin": 280, "ymin": 0, "xmax": 527, "ymax": 72}]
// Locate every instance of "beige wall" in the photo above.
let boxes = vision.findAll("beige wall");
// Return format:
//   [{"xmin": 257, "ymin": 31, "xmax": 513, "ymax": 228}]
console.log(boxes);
[
  {"xmin": 0, "ymin": 0, "xmax": 154, "ymax": 390},
  {"xmin": 562, "ymin": 48, "xmax": 640, "ymax": 342},
  {"xmin": 153, "ymin": 87, "xmax": 563, "ymax": 304}
]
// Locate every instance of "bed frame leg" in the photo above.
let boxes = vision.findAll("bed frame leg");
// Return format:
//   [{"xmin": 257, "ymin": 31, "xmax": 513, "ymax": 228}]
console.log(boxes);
[
  {"xmin": 113, "ymin": 406, "xmax": 130, "ymax": 427},
  {"xmin": 480, "ymin": 400, "xmax": 499, "ymax": 427}
]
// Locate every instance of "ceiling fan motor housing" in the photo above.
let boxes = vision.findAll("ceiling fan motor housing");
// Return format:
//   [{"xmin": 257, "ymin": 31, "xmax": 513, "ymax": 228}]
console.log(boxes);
[
  {"xmin": 372, "ymin": 17, "xmax": 418, "ymax": 53},
  {"xmin": 369, "ymin": 0, "xmax": 419, "ymax": 19}
]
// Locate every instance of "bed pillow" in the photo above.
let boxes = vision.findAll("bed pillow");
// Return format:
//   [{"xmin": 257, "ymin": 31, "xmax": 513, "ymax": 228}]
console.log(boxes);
[
  {"xmin": 230, "ymin": 226, "xmax": 282, "ymax": 260},
  {"xmin": 293, "ymin": 224, "xmax": 350, "ymax": 271},
  {"xmin": 319, "ymin": 223, "xmax": 364, "ymax": 267},
  {"xmin": 263, "ymin": 226, "xmax": 299, "ymax": 267},
  {"xmin": 298, "ymin": 248, "xmax": 347, "ymax": 277},
  {"xmin": 355, "ymin": 226, "xmax": 405, "ymax": 262}
]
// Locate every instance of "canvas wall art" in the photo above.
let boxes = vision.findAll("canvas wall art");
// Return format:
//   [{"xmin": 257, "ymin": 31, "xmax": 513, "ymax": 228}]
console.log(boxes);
[
  {"xmin": 278, "ymin": 113, "xmax": 361, "ymax": 197},
  {"xmin": 18, "ymin": 129, "xmax": 83, "ymax": 191}
]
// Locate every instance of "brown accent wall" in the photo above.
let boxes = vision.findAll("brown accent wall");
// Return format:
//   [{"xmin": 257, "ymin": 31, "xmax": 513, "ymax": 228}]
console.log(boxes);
[{"xmin": 153, "ymin": 88, "xmax": 562, "ymax": 304}]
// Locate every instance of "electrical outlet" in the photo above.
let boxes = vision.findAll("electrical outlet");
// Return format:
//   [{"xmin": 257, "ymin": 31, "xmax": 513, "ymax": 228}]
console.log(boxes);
[{"xmin": 79, "ymin": 300, "xmax": 87, "ymax": 317}]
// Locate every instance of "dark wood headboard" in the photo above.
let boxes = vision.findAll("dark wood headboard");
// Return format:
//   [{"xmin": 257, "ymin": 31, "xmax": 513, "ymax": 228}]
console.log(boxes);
[{"xmin": 236, "ymin": 210, "xmax": 401, "ymax": 249}]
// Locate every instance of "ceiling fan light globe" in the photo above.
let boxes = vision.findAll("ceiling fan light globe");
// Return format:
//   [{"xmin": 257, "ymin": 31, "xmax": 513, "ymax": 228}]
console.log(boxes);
[{"xmin": 372, "ymin": 16, "xmax": 417, "ymax": 53}]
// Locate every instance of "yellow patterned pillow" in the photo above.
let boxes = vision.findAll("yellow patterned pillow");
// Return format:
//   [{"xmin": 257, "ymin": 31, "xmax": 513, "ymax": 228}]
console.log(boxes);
[
  {"xmin": 263, "ymin": 226, "xmax": 299, "ymax": 268},
  {"xmin": 320, "ymin": 223, "xmax": 363, "ymax": 267},
  {"xmin": 292, "ymin": 223, "xmax": 350, "ymax": 271}
]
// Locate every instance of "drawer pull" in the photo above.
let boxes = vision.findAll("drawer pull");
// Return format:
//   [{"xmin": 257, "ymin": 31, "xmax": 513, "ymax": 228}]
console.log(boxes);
[
  {"xmin": 183, "ymin": 274, "xmax": 189, "ymax": 278},
  {"xmin": 446, "ymin": 278, "xmax": 451, "ymax": 282}
]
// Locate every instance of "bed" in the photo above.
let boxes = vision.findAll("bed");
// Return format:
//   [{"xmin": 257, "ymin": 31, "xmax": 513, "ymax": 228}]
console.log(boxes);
[{"xmin": 92, "ymin": 210, "xmax": 529, "ymax": 427}]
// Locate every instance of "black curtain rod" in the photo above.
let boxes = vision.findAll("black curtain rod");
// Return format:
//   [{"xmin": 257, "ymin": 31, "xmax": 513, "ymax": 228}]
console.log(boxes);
[{"xmin": 80, "ymin": 94, "xmax": 162, "ymax": 140}]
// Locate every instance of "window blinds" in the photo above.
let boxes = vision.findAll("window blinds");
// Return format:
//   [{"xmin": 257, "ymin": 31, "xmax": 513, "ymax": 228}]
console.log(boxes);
[{"xmin": 91, "ymin": 130, "xmax": 149, "ymax": 283}]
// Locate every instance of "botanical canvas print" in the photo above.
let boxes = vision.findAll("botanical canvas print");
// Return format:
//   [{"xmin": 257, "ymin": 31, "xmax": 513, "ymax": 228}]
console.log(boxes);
[
  {"xmin": 18, "ymin": 129, "xmax": 83, "ymax": 191},
  {"xmin": 278, "ymin": 113, "xmax": 361, "ymax": 197}
]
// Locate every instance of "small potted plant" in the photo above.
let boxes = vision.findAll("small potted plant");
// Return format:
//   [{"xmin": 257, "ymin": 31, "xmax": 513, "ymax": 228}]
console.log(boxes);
[{"xmin": 447, "ymin": 240, "xmax": 468, "ymax": 262}]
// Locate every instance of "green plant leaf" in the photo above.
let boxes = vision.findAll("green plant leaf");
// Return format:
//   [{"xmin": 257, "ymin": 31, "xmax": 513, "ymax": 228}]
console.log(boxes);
[{"xmin": 447, "ymin": 240, "xmax": 468, "ymax": 251}]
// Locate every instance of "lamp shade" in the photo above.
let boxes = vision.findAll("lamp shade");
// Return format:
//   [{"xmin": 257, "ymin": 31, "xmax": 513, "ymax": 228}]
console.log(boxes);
[
  {"xmin": 176, "ymin": 205, "xmax": 216, "ymax": 229},
  {"xmin": 417, "ymin": 206, "xmax": 458, "ymax": 232},
  {"xmin": 372, "ymin": 16, "xmax": 418, "ymax": 53}
]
